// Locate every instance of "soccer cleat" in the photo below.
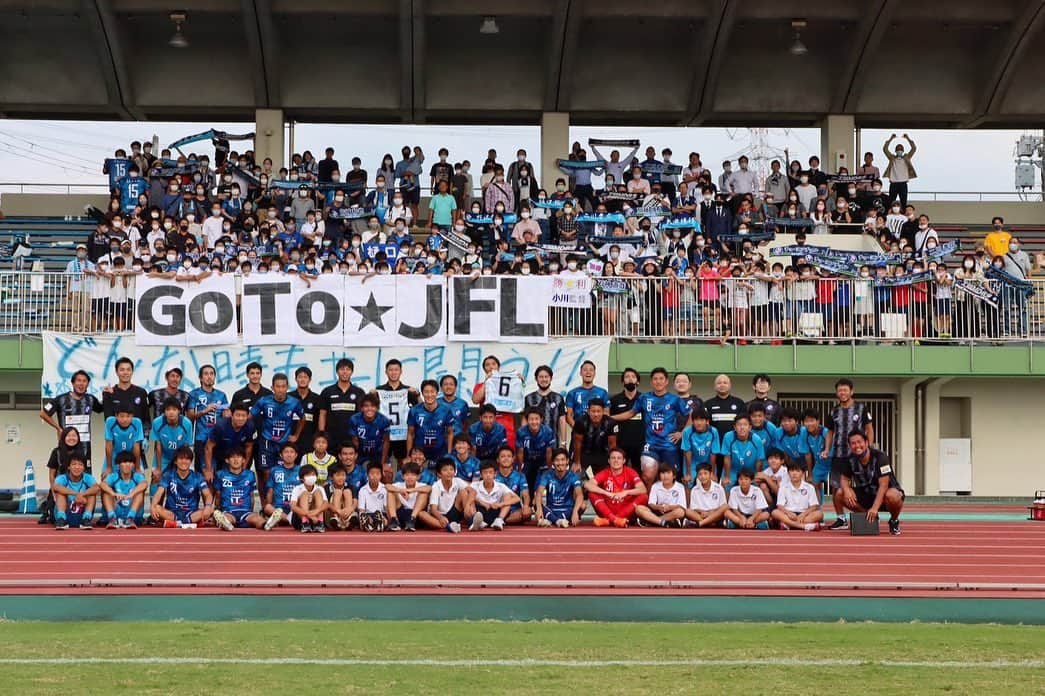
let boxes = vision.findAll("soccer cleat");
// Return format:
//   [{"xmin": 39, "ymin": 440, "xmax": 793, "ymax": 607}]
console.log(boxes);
[
  {"xmin": 163, "ymin": 519, "xmax": 178, "ymax": 529},
  {"xmin": 593, "ymin": 516, "xmax": 611, "ymax": 527},
  {"xmin": 405, "ymin": 518, "xmax": 416, "ymax": 532},
  {"xmin": 125, "ymin": 519, "xmax": 137, "ymax": 530},
  {"xmin": 106, "ymin": 518, "xmax": 118, "ymax": 530},
  {"xmin": 469, "ymin": 512, "xmax": 486, "ymax": 531},
  {"xmin": 447, "ymin": 521, "xmax": 462, "ymax": 533},
  {"xmin": 490, "ymin": 517, "xmax": 505, "ymax": 531},
  {"xmin": 804, "ymin": 522, "xmax": 821, "ymax": 532},
  {"xmin": 889, "ymin": 519, "xmax": 901, "ymax": 536},
  {"xmin": 827, "ymin": 517, "xmax": 849, "ymax": 530},
  {"xmin": 612, "ymin": 517, "xmax": 629, "ymax": 528},
  {"xmin": 54, "ymin": 519, "xmax": 69, "ymax": 531},
  {"xmin": 347, "ymin": 512, "xmax": 359, "ymax": 530},
  {"xmin": 80, "ymin": 520, "xmax": 93, "ymax": 530},
  {"xmin": 313, "ymin": 523, "xmax": 325, "ymax": 534},
  {"xmin": 671, "ymin": 519, "xmax": 685, "ymax": 529},
  {"xmin": 264, "ymin": 508, "xmax": 284, "ymax": 531},
  {"xmin": 299, "ymin": 521, "xmax": 312, "ymax": 533},
  {"xmin": 555, "ymin": 518, "xmax": 570, "ymax": 528},
  {"xmin": 388, "ymin": 519, "xmax": 401, "ymax": 532},
  {"xmin": 537, "ymin": 518, "xmax": 551, "ymax": 528},
  {"xmin": 212, "ymin": 510, "xmax": 234, "ymax": 532}
]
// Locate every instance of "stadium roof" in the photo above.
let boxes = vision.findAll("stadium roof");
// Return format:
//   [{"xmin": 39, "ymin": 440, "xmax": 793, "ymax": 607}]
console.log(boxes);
[{"xmin": 3, "ymin": 0, "xmax": 1045, "ymax": 128}]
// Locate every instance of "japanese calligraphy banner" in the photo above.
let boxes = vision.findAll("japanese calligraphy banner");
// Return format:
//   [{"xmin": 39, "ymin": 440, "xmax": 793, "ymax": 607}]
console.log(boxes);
[{"xmin": 41, "ymin": 332, "xmax": 611, "ymax": 403}]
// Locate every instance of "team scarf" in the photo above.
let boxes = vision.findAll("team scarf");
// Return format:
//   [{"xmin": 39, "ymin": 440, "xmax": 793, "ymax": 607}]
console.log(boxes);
[
  {"xmin": 589, "ymin": 234, "xmax": 645, "ymax": 247},
  {"xmin": 226, "ymin": 164, "xmax": 261, "ymax": 187},
  {"xmin": 985, "ymin": 265, "xmax": 1035, "ymax": 296},
  {"xmin": 327, "ymin": 206, "xmax": 372, "ymax": 220},
  {"xmin": 771, "ymin": 244, "xmax": 831, "ymax": 257},
  {"xmin": 826, "ymin": 173, "xmax": 876, "ymax": 184},
  {"xmin": 625, "ymin": 205, "xmax": 672, "ymax": 218},
  {"xmin": 557, "ymin": 159, "xmax": 606, "ymax": 170},
  {"xmin": 953, "ymin": 279, "xmax": 999, "ymax": 307},
  {"xmin": 659, "ymin": 216, "xmax": 702, "ymax": 231},
  {"xmin": 595, "ymin": 277, "xmax": 631, "ymax": 294},
  {"xmin": 875, "ymin": 271, "xmax": 933, "ymax": 287},
  {"xmin": 598, "ymin": 191, "xmax": 644, "ymax": 204},
  {"xmin": 439, "ymin": 228, "xmax": 472, "ymax": 251},
  {"xmin": 587, "ymin": 138, "xmax": 640, "ymax": 147},
  {"xmin": 465, "ymin": 213, "xmax": 518, "ymax": 225},
  {"xmin": 807, "ymin": 256, "xmax": 860, "ymax": 277},
  {"xmin": 717, "ymin": 230, "xmax": 776, "ymax": 244},
  {"xmin": 167, "ymin": 129, "xmax": 255, "ymax": 152},
  {"xmin": 530, "ymin": 198, "xmax": 574, "ymax": 210},
  {"xmin": 528, "ymin": 243, "xmax": 581, "ymax": 256},
  {"xmin": 639, "ymin": 162, "xmax": 683, "ymax": 176},
  {"xmin": 576, "ymin": 212, "xmax": 627, "ymax": 224},
  {"xmin": 921, "ymin": 240, "xmax": 960, "ymax": 260},
  {"xmin": 768, "ymin": 216, "xmax": 814, "ymax": 228}
]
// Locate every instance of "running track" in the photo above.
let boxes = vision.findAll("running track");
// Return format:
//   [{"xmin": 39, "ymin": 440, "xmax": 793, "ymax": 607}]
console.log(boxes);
[{"xmin": 2, "ymin": 518, "xmax": 1044, "ymax": 598}]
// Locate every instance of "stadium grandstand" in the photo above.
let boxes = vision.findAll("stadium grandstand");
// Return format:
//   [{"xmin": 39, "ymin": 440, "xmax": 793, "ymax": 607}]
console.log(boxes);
[{"xmin": 0, "ymin": 1, "xmax": 1043, "ymax": 692}]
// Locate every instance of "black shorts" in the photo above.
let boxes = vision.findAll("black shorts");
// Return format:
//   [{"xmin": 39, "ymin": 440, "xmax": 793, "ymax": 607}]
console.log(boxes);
[
  {"xmin": 856, "ymin": 487, "xmax": 905, "ymax": 512},
  {"xmin": 444, "ymin": 506, "xmax": 464, "ymax": 523},
  {"xmin": 389, "ymin": 440, "xmax": 407, "ymax": 462},
  {"xmin": 479, "ymin": 507, "xmax": 501, "ymax": 525}
]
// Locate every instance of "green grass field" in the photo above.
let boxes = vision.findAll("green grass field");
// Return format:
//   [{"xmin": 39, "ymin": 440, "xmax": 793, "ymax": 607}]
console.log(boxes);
[{"xmin": 1, "ymin": 621, "xmax": 1043, "ymax": 695}]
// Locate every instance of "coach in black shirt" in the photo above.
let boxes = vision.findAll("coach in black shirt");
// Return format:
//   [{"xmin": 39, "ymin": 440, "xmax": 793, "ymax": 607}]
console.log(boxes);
[
  {"xmin": 103, "ymin": 357, "xmax": 151, "ymax": 427},
  {"xmin": 571, "ymin": 398, "xmax": 619, "ymax": 480},
  {"xmin": 293, "ymin": 366, "xmax": 322, "ymax": 455},
  {"xmin": 703, "ymin": 374, "xmax": 747, "ymax": 440},
  {"xmin": 317, "ymin": 358, "xmax": 367, "ymax": 448},
  {"xmin": 609, "ymin": 368, "xmax": 643, "ymax": 470},
  {"xmin": 230, "ymin": 361, "xmax": 273, "ymax": 410}
]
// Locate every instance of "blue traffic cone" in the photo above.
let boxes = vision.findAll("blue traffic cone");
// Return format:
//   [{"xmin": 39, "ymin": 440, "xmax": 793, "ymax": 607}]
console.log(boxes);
[{"xmin": 18, "ymin": 459, "xmax": 37, "ymax": 514}]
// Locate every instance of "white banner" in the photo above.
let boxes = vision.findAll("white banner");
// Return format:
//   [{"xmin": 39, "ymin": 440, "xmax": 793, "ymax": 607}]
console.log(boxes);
[
  {"xmin": 549, "ymin": 273, "xmax": 594, "ymax": 308},
  {"xmin": 135, "ymin": 274, "xmax": 552, "ymax": 346},
  {"xmin": 41, "ymin": 332, "xmax": 611, "ymax": 403}
]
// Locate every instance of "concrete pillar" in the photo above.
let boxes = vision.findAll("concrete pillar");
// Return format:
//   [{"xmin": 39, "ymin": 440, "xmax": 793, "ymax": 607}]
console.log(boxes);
[
  {"xmin": 897, "ymin": 378, "xmax": 919, "ymax": 490},
  {"xmin": 540, "ymin": 112, "xmax": 570, "ymax": 192},
  {"xmin": 922, "ymin": 378, "xmax": 953, "ymax": 496},
  {"xmin": 254, "ymin": 108, "xmax": 285, "ymax": 170},
  {"xmin": 820, "ymin": 114, "xmax": 855, "ymax": 174}
]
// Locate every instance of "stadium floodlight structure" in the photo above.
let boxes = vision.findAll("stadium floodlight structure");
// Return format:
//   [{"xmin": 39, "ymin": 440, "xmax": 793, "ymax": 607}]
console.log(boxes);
[{"xmin": 1014, "ymin": 132, "xmax": 1045, "ymax": 200}]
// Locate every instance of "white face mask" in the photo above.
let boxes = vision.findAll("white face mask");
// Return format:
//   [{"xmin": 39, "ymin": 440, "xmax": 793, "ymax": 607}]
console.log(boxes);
[
  {"xmin": 800, "ymin": 176, "xmax": 809, "ymax": 184},
  {"xmin": 520, "ymin": 266, "xmax": 531, "ymax": 275},
  {"xmin": 303, "ymin": 475, "xmax": 317, "ymax": 486},
  {"xmin": 567, "ymin": 261, "xmax": 578, "ymax": 271},
  {"xmin": 521, "ymin": 211, "xmax": 530, "ymax": 219},
  {"xmin": 393, "ymin": 198, "xmax": 403, "ymax": 205}
]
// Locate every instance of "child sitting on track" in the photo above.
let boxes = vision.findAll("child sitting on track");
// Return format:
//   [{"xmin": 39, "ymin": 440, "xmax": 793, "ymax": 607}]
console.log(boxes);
[
  {"xmin": 495, "ymin": 445, "xmax": 532, "ymax": 526},
  {"xmin": 684, "ymin": 462, "xmax": 729, "ymax": 528},
  {"xmin": 771, "ymin": 460, "xmax": 823, "ymax": 531},
  {"xmin": 635, "ymin": 462, "xmax": 687, "ymax": 527},
  {"xmin": 324, "ymin": 463, "xmax": 357, "ymax": 530},
  {"xmin": 289, "ymin": 463, "xmax": 329, "ymax": 533},
  {"xmin": 212, "ymin": 447, "xmax": 266, "ymax": 531},
  {"xmin": 417, "ymin": 458, "xmax": 474, "ymax": 533},
  {"xmin": 387, "ymin": 461, "xmax": 430, "ymax": 532},
  {"xmin": 468, "ymin": 460, "xmax": 520, "ymax": 531},
  {"xmin": 100, "ymin": 451, "xmax": 147, "ymax": 529},
  {"xmin": 301, "ymin": 431, "xmax": 336, "ymax": 484},
  {"xmin": 755, "ymin": 447, "xmax": 789, "ymax": 508},
  {"xmin": 725, "ymin": 467, "xmax": 771, "ymax": 530},
  {"xmin": 357, "ymin": 461, "xmax": 391, "ymax": 532}
]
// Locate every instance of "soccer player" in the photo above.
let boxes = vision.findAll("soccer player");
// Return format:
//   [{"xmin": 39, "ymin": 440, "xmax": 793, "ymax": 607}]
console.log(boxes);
[
  {"xmin": 799, "ymin": 409, "xmax": 832, "ymax": 490},
  {"xmin": 725, "ymin": 468, "xmax": 771, "ymax": 530},
  {"xmin": 755, "ymin": 447, "xmax": 790, "ymax": 508},
  {"xmin": 337, "ymin": 442, "xmax": 369, "ymax": 496},
  {"xmin": 833, "ymin": 430, "xmax": 905, "ymax": 535},
  {"xmin": 349, "ymin": 395, "xmax": 391, "ymax": 479},
  {"xmin": 469, "ymin": 404, "xmax": 509, "ymax": 464},
  {"xmin": 439, "ymin": 374, "xmax": 471, "ymax": 435},
  {"xmin": 825, "ymin": 378, "xmax": 874, "ymax": 530},
  {"xmin": 772, "ymin": 460, "xmax": 823, "ymax": 531},
  {"xmin": 262, "ymin": 443, "xmax": 301, "ymax": 530},
  {"xmin": 186, "ymin": 364, "xmax": 229, "ymax": 476},
  {"xmin": 229, "ymin": 361, "xmax": 273, "ymax": 411},
  {"xmin": 564, "ymin": 360, "xmax": 610, "ymax": 428},
  {"xmin": 680, "ymin": 408, "xmax": 720, "ymax": 488},
  {"xmin": 469, "ymin": 461, "xmax": 520, "ymax": 531},
  {"xmin": 585, "ymin": 447, "xmax": 648, "ymax": 528},
  {"xmin": 395, "ymin": 446, "xmax": 439, "ymax": 486},
  {"xmin": 523, "ymin": 365, "xmax": 567, "ymax": 445},
  {"xmin": 534, "ymin": 449, "xmax": 585, "ymax": 528},
  {"xmin": 417, "ymin": 458, "xmax": 474, "ymax": 533},
  {"xmin": 373, "ymin": 358, "xmax": 420, "ymax": 466},
  {"xmin": 100, "ymin": 451, "xmax": 147, "ymax": 529},
  {"xmin": 102, "ymin": 357, "xmax": 151, "ymax": 458},
  {"xmin": 610, "ymin": 367, "xmax": 690, "ymax": 489},
  {"xmin": 40, "ymin": 369, "xmax": 103, "ymax": 469},
  {"xmin": 635, "ymin": 462, "xmax": 687, "ymax": 528},
  {"xmin": 289, "ymin": 463, "xmax": 329, "ymax": 533},
  {"xmin": 324, "ymin": 463, "xmax": 357, "ymax": 530},
  {"xmin": 150, "ymin": 399, "xmax": 193, "ymax": 478},
  {"xmin": 609, "ymin": 368, "xmax": 644, "ymax": 470},
  {"xmin": 148, "ymin": 367, "xmax": 190, "ymax": 421},
  {"xmin": 496, "ymin": 445, "xmax": 531, "ymax": 525},
  {"xmin": 684, "ymin": 462, "xmax": 729, "ymax": 528},
  {"xmin": 570, "ymin": 398, "xmax": 618, "ymax": 479},
  {"xmin": 720, "ymin": 415, "xmax": 765, "ymax": 488},
  {"xmin": 292, "ymin": 366, "xmax": 322, "ymax": 456},
  {"xmin": 212, "ymin": 447, "xmax": 266, "ymax": 531},
  {"xmin": 302, "ymin": 431, "xmax": 336, "ymax": 483},
  {"xmin": 747, "ymin": 403, "xmax": 780, "ymax": 451},
  {"xmin": 317, "ymin": 358, "xmax": 368, "ymax": 448},
  {"xmin": 52, "ymin": 453, "xmax": 99, "ymax": 530},
  {"xmin": 387, "ymin": 461, "xmax": 431, "ymax": 532},
  {"xmin": 406, "ymin": 380, "xmax": 455, "ymax": 465},
  {"xmin": 250, "ymin": 373, "xmax": 305, "ymax": 492},
  {"xmin": 449, "ymin": 437, "xmax": 481, "ymax": 482},
  {"xmin": 152, "ymin": 446, "xmax": 213, "ymax": 528},
  {"xmin": 204, "ymin": 404, "xmax": 256, "ymax": 482},
  {"xmin": 515, "ymin": 408, "xmax": 555, "ymax": 489},
  {"xmin": 774, "ymin": 408, "xmax": 805, "ymax": 464},
  {"xmin": 103, "ymin": 405, "xmax": 144, "ymax": 479}
]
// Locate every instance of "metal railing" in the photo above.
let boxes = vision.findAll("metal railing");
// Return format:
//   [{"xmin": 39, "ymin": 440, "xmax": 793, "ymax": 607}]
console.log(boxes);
[
  {"xmin": 0, "ymin": 272, "xmax": 1041, "ymax": 343},
  {"xmin": 0, "ymin": 183, "xmax": 110, "ymax": 195},
  {"xmin": 909, "ymin": 191, "xmax": 1043, "ymax": 203}
]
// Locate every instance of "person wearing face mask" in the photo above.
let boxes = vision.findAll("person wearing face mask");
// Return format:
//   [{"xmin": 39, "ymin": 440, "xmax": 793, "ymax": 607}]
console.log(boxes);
[
  {"xmin": 883, "ymin": 134, "xmax": 917, "ymax": 207},
  {"xmin": 953, "ymin": 254, "xmax": 986, "ymax": 339},
  {"xmin": 65, "ymin": 244, "xmax": 96, "ymax": 332},
  {"xmin": 726, "ymin": 155, "xmax": 759, "ymax": 204},
  {"xmin": 856, "ymin": 151, "xmax": 881, "ymax": 192},
  {"xmin": 609, "ymin": 368, "xmax": 645, "ymax": 470},
  {"xmin": 983, "ymin": 216, "xmax": 1012, "ymax": 259},
  {"xmin": 913, "ymin": 214, "xmax": 938, "ymax": 256},
  {"xmin": 793, "ymin": 172, "xmax": 817, "ymax": 213},
  {"xmin": 763, "ymin": 159, "xmax": 790, "ymax": 204},
  {"xmin": 511, "ymin": 204, "xmax": 541, "ymax": 245},
  {"xmin": 512, "ymin": 164, "xmax": 539, "ymax": 213},
  {"xmin": 998, "ymin": 236, "xmax": 1032, "ymax": 337}
]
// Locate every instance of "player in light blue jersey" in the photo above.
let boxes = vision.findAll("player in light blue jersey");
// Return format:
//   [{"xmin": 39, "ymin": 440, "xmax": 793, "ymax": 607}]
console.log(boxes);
[
  {"xmin": 250, "ymin": 373, "xmax": 305, "ymax": 492},
  {"xmin": 496, "ymin": 445, "xmax": 531, "ymax": 525},
  {"xmin": 52, "ymin": 453, "xmax": 99, "ymax": 530},
  {"xmin": 748, "ymin": 403, "xmax": 782, "ymax": 450},
  {"xmin": 187, "ymin": 364, "xmax": 229, "ymax": 471},
  {"xmin": 773, "ymin": 409, "xmax": 806, "ymax": 464},
  {"xmin": 680, "ymin": 409, "xmax": 721, "ymax": 488},
  {"xmin": 100, "ymin": 451, "xmax": 147, "ymax": 528},
  {"xmin": 103, "ymin": 406, "xmax": 144, "ymax": 478},
  {"xmin": 799, "ymin": 408, "xmax": 833, "ymax": 487},
  {"xmin": 212, "ymin": 446, "xmax": 266, "ymax": 530},
  {"xmin": 151, "ymin": 446, "xmax": 212, "ymax": 527},
  {"xmin": 151, "ymin": 399, "xmax": 194, "ymax": 476},
  {"xmin": 534, "ymin": 448, "xmax": 585, "ymax": 528},
  {"xmin": 720, "ymin": 415, "xmax": 766, "ymax": 488},
  {"xmin": 564, "ymin": 360, "xmax": 611, "ymax": 427},
  {"xmin": 262, "ymin": 442, "xmax": 302, "ymax": 530}
]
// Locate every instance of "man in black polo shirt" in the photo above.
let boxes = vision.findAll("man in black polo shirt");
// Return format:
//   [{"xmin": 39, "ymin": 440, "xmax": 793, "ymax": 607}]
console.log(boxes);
[
  {"xmin": 746, "ymin": 373, "xmax": 780, "ymax": 425},
  {"xmin": 703, "ymin": 374, "xmax": 747, "ymax": 479},
  {"xmin": 293, "ymin": 366, "xmax": 321, "ymax": 456},
  {"xmin": 609, "ymin": 368, "xmax": 643, "ymax": 470},
  {"xmin": 230, "ymin": 361, "xmax": 273, "ymax": 411},
  {"xmin": 833, "ymin": 430, "xmax": 904, "ymax": 535},
  {"xmin": 570, "ymin": 398, "xmax": 618, "ymax": 482},
  {"xmin": 317, "ymin": 358, "xmax": 367, "ymax": 450},
  {"xmin": 825, "ymin": 378, "xmax": 875, "ymax": 530}
]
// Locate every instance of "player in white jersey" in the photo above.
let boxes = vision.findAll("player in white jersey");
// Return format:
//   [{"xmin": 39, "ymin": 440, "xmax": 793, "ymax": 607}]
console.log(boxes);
[
  {"xmin": 484, "ymin": 370, "xmax": 525, "ymax": 414},
  {"xmin": 417, "ymin": 459, "xmax": 475, "ymax": 533},
  {"xmin": 468, "ymin": 460, "xmax": 520, "ymax": 531},
  {"xmin": 685, "ymin": 462, "xmax": 729, "ymax": 528},
  {"xmin": 635, "ymin": 463, "xmax": 687, "ymax": 528},
  {"xmin": 771, "ymin": 460, "xmax": 823, "ymax": 531},
  {"xmin": 755, "ymin": 447, "xmax": 789, "ymax": 508},
  {"xmin": 725, "ymin": 467, "xmax": 771, "ymax": 530},
  {"xmin": 356, "ymin": 461, "xmax": 392, "ymax": 532},
  {"xmin": 386, "ymin": 460, "xmax": 431, "ymax": 532},
  {"xmin": 377, "ymin": 389, "xmax": 411, "ymax": 442}
]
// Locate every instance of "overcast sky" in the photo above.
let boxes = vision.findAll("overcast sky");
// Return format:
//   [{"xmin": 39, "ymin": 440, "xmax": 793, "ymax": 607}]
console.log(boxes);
[{"xmin": 0, "ymin": 119, "xmax": 1036, "ymax": 195}]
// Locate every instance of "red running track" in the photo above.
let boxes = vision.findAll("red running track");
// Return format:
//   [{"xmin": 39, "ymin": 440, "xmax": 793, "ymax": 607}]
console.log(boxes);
[{"xmin": 1, "ymin": 519, "xmax": 1044, "ymax": 598}]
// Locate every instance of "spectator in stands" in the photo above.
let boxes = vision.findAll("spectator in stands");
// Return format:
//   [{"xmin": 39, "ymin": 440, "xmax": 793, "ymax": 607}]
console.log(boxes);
[
  {"xmin": 805, "ymin": 156, "xmax": 828, "ymax": 188},
  {"xmin": 764, "ymin": 159, "xmax": 790, "ymax": 203},
  {"xmin": 512, "ymin": 163, "xmax": 538, "ymax": 213},
  {"xmin": 484, "ymin": 166, "xmax": 515, "ymax": 215},
  {"xmin": 856, "ymin": 152, "xmax": 880, "ymax": 191},
  {"xmin": 794, "ymin": 171, "xmax": 817, "ymax": 213},
  {"xmin": 883, "ymin": 134, "xmax": 917, "ymax": 207},
  {"xmin": 727, "ymin": 156, "xmax": 759, "ymax": 201},
  {"xmin": 1001, "ymin": 236, "xmax": 1031, "ymax": 336},
  {"xmin": 913, "ymin": 214, "xmax": 938, "ymax": 256}
]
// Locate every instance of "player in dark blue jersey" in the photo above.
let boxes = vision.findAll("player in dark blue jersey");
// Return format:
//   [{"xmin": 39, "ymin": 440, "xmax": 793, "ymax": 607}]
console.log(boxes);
[
  {"xmin": 151, "ymin": 446, "xmax": 213, "ymax": 527},
  {"xmin": 468, "ymin": 404, "xmax": 509, "ymax": 462},
  {"xmin": 534, "ymin": 449, "xmax": 585, "ymax": 528},
  {"xmin": 150, "ymin": 399, "xmax": 194, "ymax": 476},
  {"xmin": 394, "ymin": 447, "xmax": 439, "ymax": 486},
  {"xmin": 610, "ymin": 368, "xmax": 690, "ymax": 488},
  {"xmin": 515, "ymin": 408, "xmax": 555, "ymax": 488},
  {"xmin": 212, "ymin": 446, "xmax": 266, "ymax": 530},
  {"xmin": 449, "ymin": 436, "xmax": 481, "ymax": 482},
  {"xmin": 439, "ymin": 374, "xmax": 471, "ymax": 435},
  {"xmin": 564, "ymin": 360, "xmax": 611, "ymax": 427},
  {"xmin": 205, "ymin": 405, "xmax": 256, "ymax": 482},
  {"xmin": 406, "ymin": 380, "xmax": 455, "ymax": 463},
  {"xmin": 336, "ymin": 442, "xmax": 369, "ymax": 496},
  {"xmin": 349, "ymin": 395, "xmax": 391, "ymax": 478},
  {"xmin": 103, "ymin": 406, "xmax": 144, "ymax": 478},
  {"xmin": 250, "ymin": 373, "xmax": 305, "ymax": 492},
  {"xmin": 496, "ymin": 445, "xmax": 531, "ymax": 525},
  {"xmin": 116, "ymin": 168, "xmax": 149, "ymax": 214},
  {"xmin": 187, "ymin": 365, "xmax": 229, "ymax": 475},
  {"xmin": 262, "ymin": 443, "xmax": 302, "ymax": 530}
]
